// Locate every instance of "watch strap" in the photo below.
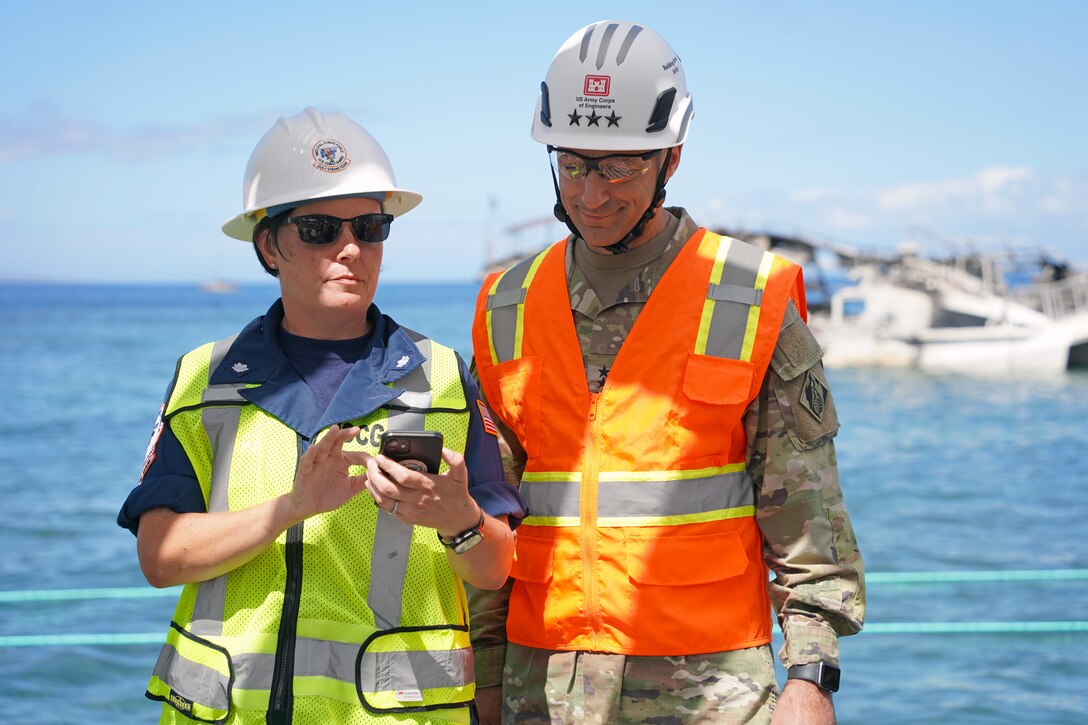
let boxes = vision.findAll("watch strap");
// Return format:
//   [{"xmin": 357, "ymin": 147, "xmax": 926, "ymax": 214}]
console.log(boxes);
[
  {"xmin": 437, "ymin": 510, "xmax": 486, "ymax": 553},
  {"xmin": 787, "ymin": 662, "xmax": 840, "ymax": 693}
]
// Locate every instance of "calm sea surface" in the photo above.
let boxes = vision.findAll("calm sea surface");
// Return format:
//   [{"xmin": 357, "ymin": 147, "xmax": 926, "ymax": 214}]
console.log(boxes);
[{"xmin": 1, "ymin": 282, "xmax": 1086, "ymax": 724}]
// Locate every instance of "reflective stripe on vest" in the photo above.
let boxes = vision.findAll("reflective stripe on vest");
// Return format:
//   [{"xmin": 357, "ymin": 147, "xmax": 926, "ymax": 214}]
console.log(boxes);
[
  {"xmin": 148, "ymin": 335, "xmax": 474, "ymax": 718},
  {"xmin": 483, "ymin": 248, "xmax": 550, "ymax": 365},
  {"xmin": 519, "ymin": 463, "xmax": 752, "ymax": 527},
  {"xmin": 698, "ymin": 235, "xmax": 776, "ymax": 362}
]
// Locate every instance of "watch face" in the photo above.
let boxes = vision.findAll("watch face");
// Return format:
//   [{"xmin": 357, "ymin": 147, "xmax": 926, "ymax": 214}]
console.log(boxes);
[
  {"xmin": 788, "ymin": 663, "xmax": 840, "ymax": 693},
  {"xmin": 820, "ymin": 664, "xmax": 840, "ymax": 692},
  {"xmin": 452, "ymin": 530, "xmax": 484, "ymax": 554}
]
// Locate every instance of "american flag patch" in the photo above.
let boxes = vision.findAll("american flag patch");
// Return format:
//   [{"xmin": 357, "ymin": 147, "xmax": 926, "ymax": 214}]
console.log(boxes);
[{"xmin": 477, "ymin": 400, "xmax": 498, "ymax": 437}]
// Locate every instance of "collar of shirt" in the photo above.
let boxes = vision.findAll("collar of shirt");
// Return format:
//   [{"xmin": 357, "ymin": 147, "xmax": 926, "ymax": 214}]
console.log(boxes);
[{"xmin": 208, "ymin": 298, "xmax": 427, "ymax": 439}]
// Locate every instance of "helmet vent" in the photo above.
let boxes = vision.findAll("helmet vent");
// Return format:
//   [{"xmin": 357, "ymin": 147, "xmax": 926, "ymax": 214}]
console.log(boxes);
[
  {"xmin": 646, "ymin": 88, "xmax": 677, "ymax": 133},
  {"xmin": 579, "ymin": 22, "xmax": 644, "ymax": 70},
  {"xmin": 615, "ymin": 25, "xmax": 643, "ymax": 65},
  {"xmin": 539, "ymin": 82, "xmax": 553, "ymax": 128}
]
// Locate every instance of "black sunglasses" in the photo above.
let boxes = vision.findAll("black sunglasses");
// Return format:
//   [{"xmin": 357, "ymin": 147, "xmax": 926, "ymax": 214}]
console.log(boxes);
[{"xmin": 284, "ymin": 213, "xmax": 394, "ymax": 245}]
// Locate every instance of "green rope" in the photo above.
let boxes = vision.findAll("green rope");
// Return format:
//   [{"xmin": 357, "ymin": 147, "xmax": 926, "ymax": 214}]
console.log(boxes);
[
  {"xmin": 864, "ymin": 621, "xmax": 1088, "ymax": 634},
  {"xmin": 2, "ymin": 621, "xmax": 1086, "ymax": 648},
  {"xmin": 2, "ymin": 571, "xmax": 1087, "ymax": 648},
  {"xmin": 0, "ymin": 586, "xmax": 180, "ymax": 603},
  {"xmin": 866, "ymin": 569, "xmax": 1088, "ymax": 584},
  {"xmin": 1, "ymin": 570, "xmax": 1083, "ymax": 604},
  {"xmin": 0, "ymin": 633, "xmax": 163, "ymax": 647}
]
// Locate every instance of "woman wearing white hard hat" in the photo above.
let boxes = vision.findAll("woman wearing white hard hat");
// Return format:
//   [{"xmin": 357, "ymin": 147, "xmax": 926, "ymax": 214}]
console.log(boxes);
[{"xmin": 118, "ymin": 108, "xmax": 524, "ymax": 724}]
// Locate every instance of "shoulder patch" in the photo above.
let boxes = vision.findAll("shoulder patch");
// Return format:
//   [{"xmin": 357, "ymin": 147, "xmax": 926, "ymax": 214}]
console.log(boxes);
[
  {"xmin": 800, "ymin": 369, "xmax": 829, "ymax": 422},
  {"xmin": 140, "ymin": 404, "xmax": 166, "ymax": 483},
  {"xmin": 770, "ymin": 302, "xmax": 823, "ymax": 381},
  {"xmin": 477, "ymin": 400, "xmax": 498, "ymax": 437}
]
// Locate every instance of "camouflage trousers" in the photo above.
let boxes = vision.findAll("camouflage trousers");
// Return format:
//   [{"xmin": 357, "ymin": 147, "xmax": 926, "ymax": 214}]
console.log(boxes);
[{"xmin": 500, "ymin": 643, "xmax": 779, "ymax": 724}]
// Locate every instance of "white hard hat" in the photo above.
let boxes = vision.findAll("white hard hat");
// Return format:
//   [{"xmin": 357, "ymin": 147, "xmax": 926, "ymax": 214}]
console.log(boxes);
[
  {"xmin": 531, "ymin": 20, "xmax": 693, "ymax": 151},
  {"xmin": 222, "ymin": 107, "xmax": 422, "ymax": 241}
]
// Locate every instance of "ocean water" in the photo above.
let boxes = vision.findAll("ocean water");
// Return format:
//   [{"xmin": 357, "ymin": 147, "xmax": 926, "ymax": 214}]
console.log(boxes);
[{"xmin": 1, "ymin": 282, "xmax": 1086, "ymax": 724}]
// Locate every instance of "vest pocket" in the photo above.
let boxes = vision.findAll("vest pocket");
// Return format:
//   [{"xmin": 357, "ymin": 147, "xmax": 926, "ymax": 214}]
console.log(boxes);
[
  {"xmin": 682, "ymin": 353, "xmax": 755, "ymax": 405},
  {"xmin": 147, "ymin": 621, "xmax": 233, "ymax": 723},
  {"xmin": 355, "ymin": 626, "xmax": 474, "ymax": 714},
  {"xmin": 480, "ymin": 355, "xmax": 542, "ymax": 458},
  {"xmin": 624, "ymin": 531, "xmax": 749, "ymax": 586},
  {"xmin": 509, "ymin": 531, "xmax": 556, "ymax": 584}
]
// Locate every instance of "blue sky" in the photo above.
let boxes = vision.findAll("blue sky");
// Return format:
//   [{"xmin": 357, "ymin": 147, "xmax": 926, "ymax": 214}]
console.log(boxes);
[{"xmin": 2, "ymin": 1, "xmax": 1085, "ymax": 284}]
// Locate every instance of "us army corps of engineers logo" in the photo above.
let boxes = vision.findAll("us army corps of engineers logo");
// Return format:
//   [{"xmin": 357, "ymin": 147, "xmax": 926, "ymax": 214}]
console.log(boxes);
[{"xmin": 568, "ymin": 74, "xmax": 622, "ymax": 128}]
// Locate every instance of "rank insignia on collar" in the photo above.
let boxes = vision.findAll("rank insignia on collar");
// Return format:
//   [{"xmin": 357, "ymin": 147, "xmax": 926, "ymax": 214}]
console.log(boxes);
[{"xmin": 801, "ymin": 369, "xmax": 828, "ymax": 422}]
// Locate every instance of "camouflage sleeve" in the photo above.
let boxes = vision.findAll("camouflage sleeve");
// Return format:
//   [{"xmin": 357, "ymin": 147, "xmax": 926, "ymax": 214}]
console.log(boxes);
[
  {"xmin": 465, "ymin": 412, "xmax": 523, "ymax": 687},
  {"xmin": 466, "ymin": 357, "xmax": 527, "ymax": 687},
  {"xmin": 747, "ymin": 302, "xmax": 866, "ymax": 669}
]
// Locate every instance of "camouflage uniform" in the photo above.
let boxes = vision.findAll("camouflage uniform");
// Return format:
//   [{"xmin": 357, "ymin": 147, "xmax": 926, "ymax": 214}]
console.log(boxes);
[{"xmin": 469, "ymin": 208, "xmax": 865, "ymax": 723}]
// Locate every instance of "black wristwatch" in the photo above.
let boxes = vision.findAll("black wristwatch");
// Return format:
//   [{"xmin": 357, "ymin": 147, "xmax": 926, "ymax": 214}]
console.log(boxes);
[
  {"xmin": 787, "ymin": 663, "xmax": 840, "ymax": 693},
  {"xmin": 437, "ymin": 510, "xmax": 486, "ymax": 554}
]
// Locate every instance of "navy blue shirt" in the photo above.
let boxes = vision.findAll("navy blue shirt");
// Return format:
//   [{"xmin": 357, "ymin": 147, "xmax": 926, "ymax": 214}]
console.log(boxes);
[{"xmin": 118, "ymin": 300, "xmax": 526, "ymax": 534}]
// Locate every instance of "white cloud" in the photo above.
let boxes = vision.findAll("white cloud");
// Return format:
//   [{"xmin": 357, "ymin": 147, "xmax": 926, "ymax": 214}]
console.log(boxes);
[
  {"xmin": 0, "ymin": 103, "xmax": 266, "ymax": 166},
  {"xmin": 875, "ymin": 166, "xmax": 1035, "ymax": 214},
  {"xmin": 703, "ymin": 167, "xmax": 1088, "ymax": 261}
]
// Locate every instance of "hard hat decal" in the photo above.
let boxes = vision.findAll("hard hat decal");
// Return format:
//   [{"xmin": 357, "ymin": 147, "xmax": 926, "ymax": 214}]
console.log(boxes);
[
  {"xmin": 584, "ymin": 75, "xmax": 610, "ymax": 96},
  {"xmin": 312, "ymin": 139, "xmax": 351, "ymax": 173}
]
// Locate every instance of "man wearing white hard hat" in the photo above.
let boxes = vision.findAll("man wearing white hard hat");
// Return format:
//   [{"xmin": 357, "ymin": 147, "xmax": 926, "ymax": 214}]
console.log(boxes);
[
  {"xmin": 469, "ymin": 22, "xmax": 864, "ymax": 723},
  {"xmin": 119, "ymin": 108, "xmax": 526, "ymax": 723}
]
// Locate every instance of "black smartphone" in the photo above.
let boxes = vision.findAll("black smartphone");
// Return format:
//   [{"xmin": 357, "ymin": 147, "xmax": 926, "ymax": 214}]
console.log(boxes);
[{"xmin": 378, "ymin": 430, "xmax": 444, "ymax": 474}]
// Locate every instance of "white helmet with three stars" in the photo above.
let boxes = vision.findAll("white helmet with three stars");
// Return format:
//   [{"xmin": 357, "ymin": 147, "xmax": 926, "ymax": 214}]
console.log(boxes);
[{"xmin": 531, "ymin": 20, "xmax": 693, "ymax": 151}]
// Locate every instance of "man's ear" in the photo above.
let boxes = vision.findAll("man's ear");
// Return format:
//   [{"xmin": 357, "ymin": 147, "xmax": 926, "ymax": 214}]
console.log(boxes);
[{"xmin": 664, "ymin": 144, "xmax": 683, "ymax": 183}]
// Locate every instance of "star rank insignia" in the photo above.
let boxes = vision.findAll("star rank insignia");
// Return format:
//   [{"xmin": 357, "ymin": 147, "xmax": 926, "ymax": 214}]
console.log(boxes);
[
  {"xmin": 606, "ymin": 111, "xmax": 621, "ymax": 127},
  {"xmin": 568, "ymin": 110, "xmax": 583, "ymax": 126},
  {"xmin": 800, "ymin": 370, "xmax": 828, "ymax": 422},
  {"xmin": 586, "ymin": 110, "xmax": 601, "ymax": 126}
]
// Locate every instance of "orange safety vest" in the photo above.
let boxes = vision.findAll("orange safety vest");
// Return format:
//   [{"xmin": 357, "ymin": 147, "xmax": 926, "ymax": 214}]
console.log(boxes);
[{"xmin": 472, "ymin": 228, "xmax": 806, "ymax": 656}]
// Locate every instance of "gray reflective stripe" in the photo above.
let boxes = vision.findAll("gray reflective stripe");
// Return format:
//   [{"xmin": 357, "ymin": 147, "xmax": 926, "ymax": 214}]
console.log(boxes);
[
  {"xmin": 201, "ymin": 386, "xmax": 246, "ymax": 403},
  {"xmin": 359, "ymin": 646, "xmax": 473, "ymax": 693},
  {"xmin": 594, "ymin": 23, "xmax": 618, "ymax": 70},
  {"xmin": 192, "ymin": 337, "xmax": 245, "ymax": 638},
  {"xmin": 152, "ymin": 641, "xmax": 231, "ymax": 710},
  {"xmin": 228, "ymin": 640, "xmax": 473, "ymax": 693},
  {"xmin": 708, "ymin": 283, "xmax": 763, "ymax": 307},
  {"xmin": 369, "ymin": 500, "xmax": 415, "ymax": 629},
  {"xmin": 521, "ymin": 473, "xmax": 754, "ymax": 519},
  {"xmin": 485, "ymin": 287, "xmax": 527, "ymax": 310},
  {"xmin": 193, "ymin": 399, "xmax": 236, "ymax": 634},
  {"xmin": 705, "ymin": 239, "xmax": 767, "ymax": 360},
  {"xmin": 370, "ymin": 339, "xmax": 432, "ymax": 627},
  {"xmin": 615, "ymin": 25, "xmax": 643, "ymax": 65},
  {"xmin": 488, "ymin": 255, "xmax": 538, "ymax": 364}
]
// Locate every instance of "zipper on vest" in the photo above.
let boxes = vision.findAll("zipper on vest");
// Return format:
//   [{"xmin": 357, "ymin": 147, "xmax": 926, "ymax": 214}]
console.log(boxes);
[
  {"xmin": 582, "ymin": 392, "xmax": 604, "ymax": 649},
  {"xmin": 268, "ymin": 436, "xmax": 307, "ymax": 724}
]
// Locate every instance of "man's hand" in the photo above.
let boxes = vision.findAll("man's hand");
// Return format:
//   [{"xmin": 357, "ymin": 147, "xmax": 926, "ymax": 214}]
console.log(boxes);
[{"xmin": 771, "ymin": 679, "xmax": 835, "ymax": 725}]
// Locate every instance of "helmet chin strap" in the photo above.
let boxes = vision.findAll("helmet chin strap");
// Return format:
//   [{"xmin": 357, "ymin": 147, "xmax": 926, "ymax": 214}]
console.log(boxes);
[{"xmin": 551, "ymin": 148, "xmax": 674, "ymax": 255}]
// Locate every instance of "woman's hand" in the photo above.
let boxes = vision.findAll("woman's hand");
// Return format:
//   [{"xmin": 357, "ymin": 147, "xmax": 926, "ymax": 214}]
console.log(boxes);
[
  {"xmin": 363, "ymin": 447, "xmax": 480, "ymax": 536},
  {"xmin": 364, "ymin": 447, "xmax": 514, "ymax": 589},
  {"xmin": 287, "ymin": 424, "xmax": 372, "ymax": 522}
]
